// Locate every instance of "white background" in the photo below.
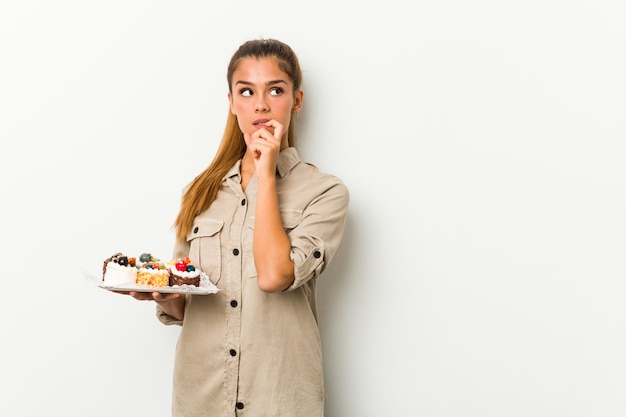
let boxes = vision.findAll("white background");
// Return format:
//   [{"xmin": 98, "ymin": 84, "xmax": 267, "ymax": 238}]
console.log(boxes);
[{"xmin": 1, "ymin": 1, "xmax": 625, "ymax": 416}]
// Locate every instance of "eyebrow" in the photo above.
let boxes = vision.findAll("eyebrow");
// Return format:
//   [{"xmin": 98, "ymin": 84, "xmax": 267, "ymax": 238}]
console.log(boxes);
[{"xmin": 234, "ymin": 79, "xmax": 288, "ymax": 87}]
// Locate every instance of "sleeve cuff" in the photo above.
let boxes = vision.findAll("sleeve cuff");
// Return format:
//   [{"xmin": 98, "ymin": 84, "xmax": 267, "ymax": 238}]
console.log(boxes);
[
  {"xmin": 289, "ymin": 244, "xmax": 325, "ymax": 290},
  {"xmin": 156, "ymin": 304, "xmax": 184, "ymax": 326}
]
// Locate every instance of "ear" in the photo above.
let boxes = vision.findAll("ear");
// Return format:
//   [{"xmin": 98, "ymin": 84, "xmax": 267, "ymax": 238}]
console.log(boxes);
[
  {"xmin": 228, "ymin": 92, "xmax": 236, "ymax": 115},
  {"xmin": 292, "ymin": 89, "xmax": 304, "ymax": 114}
]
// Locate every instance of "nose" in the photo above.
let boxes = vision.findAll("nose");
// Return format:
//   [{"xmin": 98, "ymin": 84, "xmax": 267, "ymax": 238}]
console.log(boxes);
[{"xmin": 255, "ymin": 97, "xmax": 269, "ymax": 112}]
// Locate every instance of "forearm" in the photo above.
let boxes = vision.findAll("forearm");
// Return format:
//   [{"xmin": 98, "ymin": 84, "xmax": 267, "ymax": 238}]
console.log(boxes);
[
  {"xmin": 155, "ymin": 294, "xmax": 186, "ymax": 321},
  {"xmin": 253, "ymin": 176, "xmax": 295, "ymax": 292}
]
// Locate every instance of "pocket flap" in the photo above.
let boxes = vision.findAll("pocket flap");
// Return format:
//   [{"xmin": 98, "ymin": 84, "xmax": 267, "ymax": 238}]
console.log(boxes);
[
  {"xmin": 248, "ymin": 210, "xmax": 303, "ymax": 231},
  {"xmin": 186, "ymin": 218, "xmax": 224, "ymax": 241},
  {"xmin": 280, "ymin": 209, "xmax": 303, "ymax": 229}
]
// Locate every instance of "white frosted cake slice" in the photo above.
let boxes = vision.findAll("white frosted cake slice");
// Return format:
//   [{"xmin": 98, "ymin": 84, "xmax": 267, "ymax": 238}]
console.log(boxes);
[{"xmin": 102, "ymin": 253, "xmax": 137, "ymax": 285}]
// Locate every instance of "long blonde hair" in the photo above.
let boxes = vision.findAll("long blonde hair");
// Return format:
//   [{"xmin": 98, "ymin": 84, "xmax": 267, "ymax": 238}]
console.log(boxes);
[{"xmin": 174, "ymin": 39, "xmax": 303, "ymax": 242}]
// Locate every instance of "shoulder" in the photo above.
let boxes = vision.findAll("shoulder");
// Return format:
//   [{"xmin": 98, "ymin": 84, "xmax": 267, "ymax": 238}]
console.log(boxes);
[
  {"xmin": 279, "ymin": 147, "xmax": 349, "ymax": 199},
  {"xmin": 294, "ymin": 161, "xmax": 349, "ymax": 200},
  {"xmin": 301, "ymin": 161, "xmax": 346, "ymax": 185}
]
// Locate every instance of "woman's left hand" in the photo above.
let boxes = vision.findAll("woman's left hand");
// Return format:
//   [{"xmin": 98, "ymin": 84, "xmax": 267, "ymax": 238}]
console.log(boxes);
[{"xmin": 244, "ymin": 119, "xmax": 284, "ymax": 180}]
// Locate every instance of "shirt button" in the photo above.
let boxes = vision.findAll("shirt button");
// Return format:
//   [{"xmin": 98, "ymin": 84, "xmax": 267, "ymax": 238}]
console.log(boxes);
[
  {"xmin": 241, "ymin": 199, "xmax": 246, "ymax": 206},
  {"xmin": 230, "ymin": 300, "xmax": 238, "ymax": 308},
  {"xmin": 229, "ymin": 349, "xmax": 237, "ymax": 356},
  {"xmin": 233, "ymin": 248, "xmax": 240, "ymax": 256},
  {"xmin": 236, "ymin": 402, "xmax": 244, "ymax": 409},
  {"xmin": 193, "ymin": 226, "xmax": 199, "ymax": 233},
  {"xmin": 314, "ymin": 250, "xmax": 321, "ymax": 258}
]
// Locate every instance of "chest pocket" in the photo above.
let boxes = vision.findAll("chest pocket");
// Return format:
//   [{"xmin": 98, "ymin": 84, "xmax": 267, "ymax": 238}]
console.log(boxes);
[
  {"xmin": 278, "ymin": 209, "xmax": 303, "ymax": 234},
  {"xmin": 244, "ymin": 209, "xmax": 303, "ymax": 278},
  {"xmin": 187, "ymin": 218, "xmax": 224, "ymax": 285}
]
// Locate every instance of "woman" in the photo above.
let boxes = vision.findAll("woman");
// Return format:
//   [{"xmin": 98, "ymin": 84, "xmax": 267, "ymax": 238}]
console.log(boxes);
[{"xmin": 130, "ymin": 38, "xmax": 349, "ymax": 416}]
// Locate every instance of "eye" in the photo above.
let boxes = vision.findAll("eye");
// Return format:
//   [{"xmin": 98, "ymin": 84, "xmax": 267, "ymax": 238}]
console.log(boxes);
[
  {"xmin": 239, "ymin": 88, "xmax": 253, "ymax": 97},
  {"xmin": 269, "ymin": 87, "xmax": 283, "ymax": 96}
]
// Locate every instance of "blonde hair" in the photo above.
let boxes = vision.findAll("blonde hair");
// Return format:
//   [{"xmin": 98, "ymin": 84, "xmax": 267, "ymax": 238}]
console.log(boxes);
[{"xmin": 174, "ymin": 39, "xmax": 302, "ymax": 242}]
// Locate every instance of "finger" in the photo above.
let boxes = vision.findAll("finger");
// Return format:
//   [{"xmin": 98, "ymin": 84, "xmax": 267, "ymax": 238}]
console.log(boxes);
[
  {"xmin": 244, "ymin": 132, "xmax": 262, "ymax": 159},
  {"xmin": 128, "ymin": 291, "xmax": 150, "ymax": 300},
  {"xmin": 273, "ymin": 123, "xmax": 283, "ymax": 142},
  {"xmin": 259, "ymin": 120, "xmax": 283, "ymax": 143},
  {"xmin": 154, "ymin": 292, "xmax": 182, "ymax": 302}
]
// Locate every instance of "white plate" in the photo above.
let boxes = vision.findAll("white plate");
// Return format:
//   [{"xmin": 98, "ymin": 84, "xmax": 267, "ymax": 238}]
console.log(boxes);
[{"xmin": 83, "ymin": 271, "xmax": 219, "ymax": 295}]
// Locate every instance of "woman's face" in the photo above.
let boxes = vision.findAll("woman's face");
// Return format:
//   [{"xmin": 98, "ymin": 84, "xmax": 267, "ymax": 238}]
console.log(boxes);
[{"xmin": 229, "ymin": 57, "xmax": 302, "ymax": 146}]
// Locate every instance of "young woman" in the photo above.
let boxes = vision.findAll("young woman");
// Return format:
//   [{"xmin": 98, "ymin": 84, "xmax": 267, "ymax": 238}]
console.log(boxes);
[{"xmin": 129, "ymin": 38, "xmax": 349, "ymax": 416}]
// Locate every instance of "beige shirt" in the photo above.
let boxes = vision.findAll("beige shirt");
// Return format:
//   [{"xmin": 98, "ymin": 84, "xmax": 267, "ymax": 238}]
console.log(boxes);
[{"xmin": 157, "ymin": 147, "xmax": 349, "ymax": 417}]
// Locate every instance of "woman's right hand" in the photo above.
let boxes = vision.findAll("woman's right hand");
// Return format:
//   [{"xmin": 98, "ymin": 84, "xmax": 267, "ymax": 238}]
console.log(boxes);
[
  {"xmin": 114, "ymin": 291, "xmax": 186, "ymax": 320},
  {"xmin": 125, "ymin": 291, "xmax": 181, "ymax": 302}
]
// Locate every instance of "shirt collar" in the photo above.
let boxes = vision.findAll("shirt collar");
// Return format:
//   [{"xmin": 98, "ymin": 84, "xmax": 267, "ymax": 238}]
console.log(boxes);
[
  {"xmin": 225, "ymin": 160, "xmax": 242, "ymax": 180},
  {"xmin": 276, "ymin": 147, "xmax": 301, "ymax": 178}
]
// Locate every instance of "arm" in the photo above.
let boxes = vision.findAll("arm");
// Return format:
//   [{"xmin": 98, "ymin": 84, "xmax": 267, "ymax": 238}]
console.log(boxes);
[
  {"xmin": 253, "ymin": 174, "xmax": 295, "ymax": 292},
  {"xmin": 244, "ymin": 121, "xmax": 295, "ymax": 292},
  {"xmin": 154, "ymin": 293, "xmax": 186, "ymax": 320},
  {"xmin": 129, "ymin": 291, "xmax": 186, "ymax": 321}
]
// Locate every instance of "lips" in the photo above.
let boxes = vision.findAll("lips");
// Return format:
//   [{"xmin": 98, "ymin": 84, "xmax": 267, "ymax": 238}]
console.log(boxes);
[{"xmin": 253, "ymin": 118, "xmax": 270, "ymax": 127}]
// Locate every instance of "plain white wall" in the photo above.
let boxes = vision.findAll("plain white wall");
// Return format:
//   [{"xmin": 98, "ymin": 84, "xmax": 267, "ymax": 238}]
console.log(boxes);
[{"xmin": 2, "ymin": 1, "xmax": 625, "ymax": 416}]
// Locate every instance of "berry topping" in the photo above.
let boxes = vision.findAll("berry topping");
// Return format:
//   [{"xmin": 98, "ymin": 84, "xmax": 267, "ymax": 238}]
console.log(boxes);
[
  {"xmin": 108, "ymin": 253, "xmax": 132, "ymax": 266},
  {"xmin": 175, "ymin": 260, "xmax": 188, "ymax": 272},
  {"xmin": 117, "ymin": 256, "xmax": 129, "ymax": 266},
  {"xmin": 139, "ymin": 253, "xmax": 152, "ymax": 263}
]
